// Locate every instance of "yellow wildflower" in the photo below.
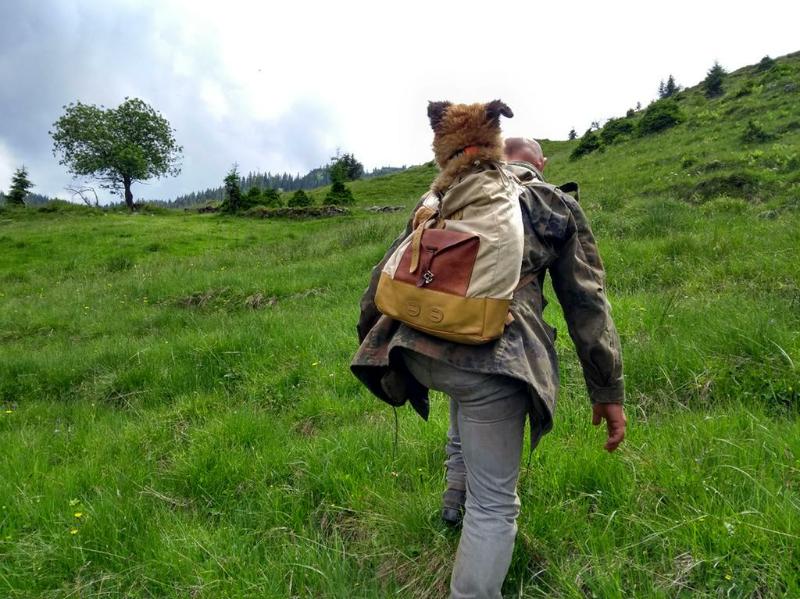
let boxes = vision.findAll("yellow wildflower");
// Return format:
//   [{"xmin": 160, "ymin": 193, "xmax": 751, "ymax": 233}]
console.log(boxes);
[
  {"xmin": 69, "ymin": 528, "xmax": 78, "ymax": 535},
  {"xmin": 74, "ymin": 512, "xmax": 83, "ymax": 519}
]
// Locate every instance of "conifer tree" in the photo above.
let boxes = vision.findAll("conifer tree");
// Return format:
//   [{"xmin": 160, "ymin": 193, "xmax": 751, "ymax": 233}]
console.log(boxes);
[
  {"xmin": 288, "ymin": 189, "xmax": 312, "ymax": 207},
  {"xmin": 703, "ymin": 61, "xmax": 726, "ymax": 98},
  {"xmin": 659, "ymin": 75, "xmax": 680, "ymax": 99},
  {"xmin": 7, "ymin": 166, "xmax": 34, "ymax": 205},
  {"xmin": 221, "ymin": 165, "xmax": 243, "ymax": 212},
  {"xmin": 665, "ymin": 75, "xmax": 679, "ymax": 97}
]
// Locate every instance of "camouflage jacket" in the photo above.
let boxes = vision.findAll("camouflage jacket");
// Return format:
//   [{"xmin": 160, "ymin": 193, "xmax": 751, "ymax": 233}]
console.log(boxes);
[{"xmin": 350, "ymin": 161, "xmax": 624, "ymax": 434}]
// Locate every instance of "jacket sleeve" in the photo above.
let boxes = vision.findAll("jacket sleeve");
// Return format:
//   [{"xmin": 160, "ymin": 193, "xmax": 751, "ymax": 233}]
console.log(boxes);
[
  {"xmin": 549, "ymin": 195, "xmax": 625, "ymax": 404},
  {"xmin": 356, "ymin": 211, "xmax": 416, "ymax": 343}
]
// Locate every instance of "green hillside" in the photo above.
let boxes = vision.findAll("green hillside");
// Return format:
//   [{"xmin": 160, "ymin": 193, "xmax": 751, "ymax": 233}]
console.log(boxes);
[{"xmin": 0, "ymin": 53, "xmax": 798, "ymax": 597}]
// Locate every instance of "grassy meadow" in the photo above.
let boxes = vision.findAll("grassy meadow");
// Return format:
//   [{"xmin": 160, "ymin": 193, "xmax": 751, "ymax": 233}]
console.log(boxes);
[{"xmin": 1, "ymin": 54, "xmax": 799, "ymax": 597}]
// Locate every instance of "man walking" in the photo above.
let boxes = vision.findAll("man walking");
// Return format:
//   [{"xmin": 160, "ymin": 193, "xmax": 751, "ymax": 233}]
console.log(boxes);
[{"xmin": 352, "ymin": 116, "xmax": 625, "ymax": 598}]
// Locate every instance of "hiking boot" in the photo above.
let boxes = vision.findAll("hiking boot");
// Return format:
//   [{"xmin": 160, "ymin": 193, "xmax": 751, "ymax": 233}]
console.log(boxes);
[{"xmin": 441, "ymin": 486, "xmax": 466, "ymax": 527}]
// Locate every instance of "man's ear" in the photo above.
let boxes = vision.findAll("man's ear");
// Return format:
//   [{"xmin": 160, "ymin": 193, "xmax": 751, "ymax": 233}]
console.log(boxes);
[
  {"xmin": 427, "ymin": 101, "xmax": 452, "ymax": 131},
  {"xmin": 486, "ymin": 100, "xmax": 513, "ymax": 125}
]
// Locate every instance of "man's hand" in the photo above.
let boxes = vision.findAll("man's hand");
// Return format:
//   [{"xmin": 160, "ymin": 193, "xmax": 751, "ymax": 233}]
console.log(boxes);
[{"xmin": 592, "ymin": 403, "xmax": 626, "ymax": 452}]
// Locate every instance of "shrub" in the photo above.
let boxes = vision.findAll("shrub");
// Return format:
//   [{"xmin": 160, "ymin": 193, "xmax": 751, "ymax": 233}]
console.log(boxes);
[
  {"xmin": 741, "ymin": 120, "xmax": 772, "ymax": 144},
  {"xmin": 638, "ymin": 99, "xmax": 683, "ymax": 135},
  {"xmin": 569, "ymin": 129, "xmax": 602, "ymax": 160},
  {"xmin": 106, "ymin": 255, "xmax": 135, "ymax": 272},
  {"xmin": 568, "ymin": 128, "xmax": 577, "ymax": 140},
  {"xmin": 733, "ymin": 80, "xmax": 757, "ymax": 98},
  {"xmin": 600, "ymin": 118, "xmax": 634, "ymax": 145},
  {"xmin": 241, "ymin": 186, "xmax": 263, "ymax": 209},
  {"xmin": 325, "ymin": 181, "xmax": 355, "ymax": 205},
  {"xmin": 756, "ymin": 55, "xmax": 776, "ymax": 72},
  {"xmin": 261, "ymin": 188, "xmax": 283, "ymax": 208},
  {"xmin": 688, "ymin": 171, "xmax": 765, "ymax": 202},
  {"xmin": 288, "ymin": 189, "xmax": 312, "ymax": 207},
  {"xmin": 759, "ymin": 62, "xmax": 792, "ymax": 83}
]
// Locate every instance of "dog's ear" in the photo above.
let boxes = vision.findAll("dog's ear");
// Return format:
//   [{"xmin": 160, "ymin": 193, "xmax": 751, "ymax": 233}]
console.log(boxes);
[
  {"xmin": 486, "ymin": 100, "xmax": 513, "ymax": 125},
  {"xmin": 427, "ymin": 101, "xmax": 452, "ymax": 131}
]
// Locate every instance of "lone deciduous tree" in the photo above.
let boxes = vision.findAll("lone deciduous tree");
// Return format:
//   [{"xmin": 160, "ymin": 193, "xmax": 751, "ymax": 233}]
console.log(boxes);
[
  {"xmin": 50, "ymin": 97, "xmax": 182, "ymax": 210},
  {"xmin": 7, "ymin": 166, "xmax": 34, "ymax": 206}
]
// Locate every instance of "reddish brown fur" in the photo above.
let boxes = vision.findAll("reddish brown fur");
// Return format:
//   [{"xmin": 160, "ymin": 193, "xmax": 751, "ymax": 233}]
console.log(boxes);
[{"xmin": 427, "ymin": 100, "xmax": 512, "ymax": 194}]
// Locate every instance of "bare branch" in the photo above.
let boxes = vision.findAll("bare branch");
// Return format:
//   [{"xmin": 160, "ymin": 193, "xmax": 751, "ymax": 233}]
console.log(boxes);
[{"xmin": 66, "ymin": 184, "xmax": 100, "ymax": 207}]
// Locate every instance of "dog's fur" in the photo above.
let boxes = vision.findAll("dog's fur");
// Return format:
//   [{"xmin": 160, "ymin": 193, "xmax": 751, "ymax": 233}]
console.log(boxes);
[{"xmin": 427, "ymin": 99, "xmax": 513, "ymax": 194}]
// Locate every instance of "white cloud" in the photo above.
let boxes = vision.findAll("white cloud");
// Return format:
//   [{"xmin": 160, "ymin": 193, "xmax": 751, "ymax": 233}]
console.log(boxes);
[
  {"xmin": 0, "ymin": 140, "xmax": 17, "ymax": 193},
  {"xmin": 1, "ymin": 0, "xmax": 799, "ymax": 201}
]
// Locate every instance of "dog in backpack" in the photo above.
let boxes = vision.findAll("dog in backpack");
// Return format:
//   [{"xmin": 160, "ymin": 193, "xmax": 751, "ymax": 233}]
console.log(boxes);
[
  {"xmin": 374, "ymin": 99, "xmax": 523, "ymax": 344},
  {"xmin": 426, "ymin": 99, "xmax": 514, "ymax": 196}
]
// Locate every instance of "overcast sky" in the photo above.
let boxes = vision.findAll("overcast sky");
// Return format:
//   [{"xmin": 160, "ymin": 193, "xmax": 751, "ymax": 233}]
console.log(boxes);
[{"xmin": 1, "ymin": 0, "xmax": 798, "ymax": 202}]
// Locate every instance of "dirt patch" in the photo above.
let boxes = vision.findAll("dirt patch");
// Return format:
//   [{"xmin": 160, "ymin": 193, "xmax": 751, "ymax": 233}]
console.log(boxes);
[
  {"xmin": 243, "ymin": 292, "xmax": 277, "ymax": 309},
  {"xmin": 292, "ymin": 417, "xmax": 319, "ymax": 437},
  {"xmin": 173, "ymin": 286, "xmax": 326, "ymax": 311},
  {"xmin": 365, "ymin": 206, "xmax": 404, "ymax": 213},
  {"xmin": 175, "ymin": 287, "xmax": 277, "ymax": 310}
]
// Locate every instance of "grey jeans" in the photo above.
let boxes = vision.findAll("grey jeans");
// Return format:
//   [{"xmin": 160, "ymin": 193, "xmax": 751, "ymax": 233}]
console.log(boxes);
[{"xmin": 402, "ymin": 349, "xmax": 537, "ymax": 599}]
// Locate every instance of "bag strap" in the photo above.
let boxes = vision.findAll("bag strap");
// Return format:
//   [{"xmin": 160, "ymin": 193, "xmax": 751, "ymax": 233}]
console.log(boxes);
[
  {"xmin": 556, "ymin": 181, "xmax": 580, "ymax": 202},
  {"xmin": 409, "ymin": 206, "xmax": 438, "ymax": 273},
  {"xmin": 515, "ymin": 272, "xmax": 536, "ymax": 291}
]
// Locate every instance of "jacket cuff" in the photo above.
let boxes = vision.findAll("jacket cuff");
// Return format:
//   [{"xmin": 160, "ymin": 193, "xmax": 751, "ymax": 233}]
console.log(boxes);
[{"xmin": 588, "ymin": 382, "xmax": 625, "ymax": 404}]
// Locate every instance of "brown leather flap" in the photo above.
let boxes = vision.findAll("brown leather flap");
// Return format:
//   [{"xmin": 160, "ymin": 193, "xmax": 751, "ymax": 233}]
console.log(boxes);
[
  {"xmin": 418, "ymin": 229, "xmax": 478, "ymax": 255},
  {"xmin": 396, "ymin": 228, "xmax": 480, "ymax": 296}
]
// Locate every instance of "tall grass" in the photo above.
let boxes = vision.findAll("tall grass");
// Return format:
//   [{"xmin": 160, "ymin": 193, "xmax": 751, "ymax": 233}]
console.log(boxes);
[{"xmin": 1, "ymin": 52, "xmax": 799, "ymax": 597}]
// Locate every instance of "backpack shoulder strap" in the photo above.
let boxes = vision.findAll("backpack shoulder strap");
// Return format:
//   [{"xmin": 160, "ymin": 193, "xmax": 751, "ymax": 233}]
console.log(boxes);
[{"xmin": 556, "ymin": 181, "xmax": 580, "ymax": 203}]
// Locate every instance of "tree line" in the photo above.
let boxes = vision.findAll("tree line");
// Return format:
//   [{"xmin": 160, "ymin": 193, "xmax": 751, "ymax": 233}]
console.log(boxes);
[
  {"xmin": 2, "ymin": 56, "xmax": 778, "ymax": 208},
  {"xmin": 1, "ymin": 96, "xmax": 402, "ymax": 210},
  {"xmin": 217, "ymin": 152, "xmax": 361, "ymax": 213},
  {"xmin": 170, "ymin": 162, "xmax": 403, "ymax": 208},
  {"xmin": 566, "ymin": 59, "xmax": 747, "ymax": 160}
]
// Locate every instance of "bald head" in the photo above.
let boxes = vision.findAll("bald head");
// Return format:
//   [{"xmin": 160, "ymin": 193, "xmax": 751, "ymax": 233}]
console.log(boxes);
[{"xmin": 504, "ymin": 137, "xmax": 547, "ymax": 173}]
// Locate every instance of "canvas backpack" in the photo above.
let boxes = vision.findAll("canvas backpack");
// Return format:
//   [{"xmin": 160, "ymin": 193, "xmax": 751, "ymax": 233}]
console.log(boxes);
[{"xmin": 374, "ymin": 162, "xmax": 525, "ymax": 344}]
